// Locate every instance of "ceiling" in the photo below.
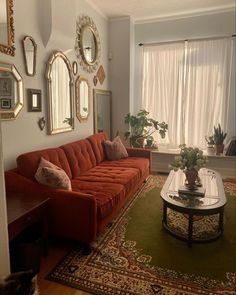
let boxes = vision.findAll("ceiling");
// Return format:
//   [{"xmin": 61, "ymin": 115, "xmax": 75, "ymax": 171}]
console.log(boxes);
[{"xmin": 87, "ymin": 0, "xmax": 235, "ymax": 22}]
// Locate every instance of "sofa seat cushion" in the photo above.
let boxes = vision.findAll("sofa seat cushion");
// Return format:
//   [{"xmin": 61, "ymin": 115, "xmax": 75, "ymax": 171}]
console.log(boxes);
[
  {"xmin": 17, "ymin": 148, "xmax": 72, "ymax": 180},
  {"xmin": 76, "ymin": 166, "xmax": 140, "ymax": 195},
  {"xmin": 99, "ymin": 157, "xmax": 149, "ymax": 177},
  {"xmin": 60, "ymin": 139, "xmax": 97, "ymax": 178},
  {"xmin": 71, "ymin": 180, "xmax": 125, "ymax": 219}
]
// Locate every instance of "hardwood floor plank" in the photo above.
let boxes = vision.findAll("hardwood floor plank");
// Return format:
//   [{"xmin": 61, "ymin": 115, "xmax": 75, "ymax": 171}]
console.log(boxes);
[{"xmin": 38, "ymin": 239, "xmax": 91, "ymax": 295}]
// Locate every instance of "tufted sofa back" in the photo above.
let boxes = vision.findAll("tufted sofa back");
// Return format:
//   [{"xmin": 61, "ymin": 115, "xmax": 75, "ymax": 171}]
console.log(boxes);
[
  {"xmin": 16, "ymin": 133, "xmax": 109, "ymax": 180},
  {"xmin": 60, "ymin": 139, "xmax": 97, "ymax": 178},
  {"xmin": 87, "ymin": 132, "xmax": 108, "ymax": 164},
  {"xmin": 17, "ymin": 148, "xmax": 72, "ymax": 180}
]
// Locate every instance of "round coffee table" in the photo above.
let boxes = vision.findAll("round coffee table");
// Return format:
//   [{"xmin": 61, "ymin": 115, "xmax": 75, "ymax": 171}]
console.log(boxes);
[{"xmin": 160, "ymin": 168, "xmax": 227, "ymax": 247}]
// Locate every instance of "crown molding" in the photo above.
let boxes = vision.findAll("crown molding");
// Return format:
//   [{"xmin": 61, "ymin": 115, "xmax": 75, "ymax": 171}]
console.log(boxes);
[
  {"xmin": 109, "ymin": 16, "xmax": 132, "ymax": 22},
  {"xmin": 135, "ymin": 5, "xmax": 235, "ymax": 24}
]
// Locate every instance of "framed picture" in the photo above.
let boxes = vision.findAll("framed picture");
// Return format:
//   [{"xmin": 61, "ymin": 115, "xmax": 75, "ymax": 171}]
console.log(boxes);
[
  {"xmin": 27, "ymin": 89, "xmax": 42, "ymax": 112},
  {"xmin": 0, "ymin": 78, "xmax": 12, "ymax": 96},
  {"xmin": 0, "ymin": 98, "xmax": 12, "ymax": 109}
]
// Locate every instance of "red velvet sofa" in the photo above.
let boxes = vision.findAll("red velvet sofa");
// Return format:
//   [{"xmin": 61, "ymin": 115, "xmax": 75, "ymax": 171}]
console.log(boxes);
[{"xmin": 5, "ymin": 133, "xmax": 150, "ymax": 245}]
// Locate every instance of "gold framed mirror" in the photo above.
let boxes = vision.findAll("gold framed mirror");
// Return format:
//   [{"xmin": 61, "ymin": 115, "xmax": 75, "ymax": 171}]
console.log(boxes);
[
  {"xmin": 45, "ymin": 51, "xmax": 74, "ymax": 134},
  {"xmin": 22, "ymin": 36, "xmax": 37, "ymax": 76},
  {"xmin": 0, "ymin": 61, "xmax": 23, "ymax": 120},
  {"xmin": 75, "ymin": 15, "xmax": 101, "ymax": 73},
  {"xmin": 93, "ymin": 89, "xmax": 112, "ymax": 138},
  {"xmin": 75, "ymin": 76, "xmax": 90, "ymax": 122},
  {"xmin": 0, "ymin": 0, "xmax": 15, "ymax": 56}
]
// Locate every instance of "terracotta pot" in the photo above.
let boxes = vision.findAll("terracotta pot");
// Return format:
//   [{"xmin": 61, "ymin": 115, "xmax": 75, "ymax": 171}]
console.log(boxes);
[
  {"xmin": 185, "ymin": 169, "xmax": 198, "ymax": 186},
  {"xmin": 130, "ymin": 136, "xmax": 145, "ymax": 148},
  {"xmin": 214, "ymin": 144, "xmax": 224, "ymax": 155}
]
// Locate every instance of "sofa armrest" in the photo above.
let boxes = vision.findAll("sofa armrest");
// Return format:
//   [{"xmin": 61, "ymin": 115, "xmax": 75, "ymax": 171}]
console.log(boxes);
[
  {"xmin": 45, "ymin": 190, "xmax": 97, "ymax": 243},
  {"xmin": 5, "ymin": 170, "xmax": 51, "ymax": 194},
  {"xmin": 126, "ymin": 147, "xmax": 151, "ymax": 160},
  {"xmin": 5, "ymin": 170, "xmax": 97, "ymax": 243}
]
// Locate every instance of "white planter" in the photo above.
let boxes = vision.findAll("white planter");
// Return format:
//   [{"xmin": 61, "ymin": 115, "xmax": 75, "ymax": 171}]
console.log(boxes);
[{"xmin": 207, "ymin": 146, "xmax": 215, "ymax": 155}]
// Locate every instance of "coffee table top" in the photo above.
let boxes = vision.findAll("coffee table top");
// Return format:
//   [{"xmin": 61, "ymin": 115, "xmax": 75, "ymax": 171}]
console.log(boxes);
[{"xmin": 161, "ymin": 168, "xmax": 227, "ymax": 211}]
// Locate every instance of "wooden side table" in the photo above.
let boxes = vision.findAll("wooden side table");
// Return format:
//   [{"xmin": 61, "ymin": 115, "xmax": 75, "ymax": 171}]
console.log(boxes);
[{"xmin": 7, "ymin": 193, "xmax": 50, "ymax": 256}]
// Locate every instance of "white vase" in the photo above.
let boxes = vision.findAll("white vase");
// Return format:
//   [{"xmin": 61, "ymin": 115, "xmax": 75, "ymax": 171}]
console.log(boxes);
[{"xmin": 207, "ymin": 146, "xmax": 215, "ymax": 155}]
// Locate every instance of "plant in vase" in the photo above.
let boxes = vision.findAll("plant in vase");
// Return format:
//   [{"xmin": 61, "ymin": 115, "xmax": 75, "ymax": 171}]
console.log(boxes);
[
  {"xmin": 213, "ymin": 124, "xmax": 227, "ymax": 155},
  {"xmin": 170, "ymin": 145, "xmax": 207, "ymax": 186},
  {"xmin": 205, "ymin": 135, "xmax": 215, "ymax": 155},
  {"xmin": 124, "ymin": 109, "xmax": 168, "ymax": 148}
]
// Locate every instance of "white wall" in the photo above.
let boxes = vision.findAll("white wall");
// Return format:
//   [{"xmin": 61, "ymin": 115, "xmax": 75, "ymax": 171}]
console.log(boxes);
[
  {"xmin": 0, "ymin": 0, "xmax": 109, "ymax": 275},
  {"xmin": 0, "ymin": 123, "xmax": 10, "ymax": 276},
  {"xmin": 0, "ymin": 0, "xmax": 109, "ymax": 170},
  {"xmin": 108, "ymin": 17, "xmax": 134, "ymax": 139},
  {"xmin": 133, "ymin": 11, "xmax": 236, "ymax": 138}
]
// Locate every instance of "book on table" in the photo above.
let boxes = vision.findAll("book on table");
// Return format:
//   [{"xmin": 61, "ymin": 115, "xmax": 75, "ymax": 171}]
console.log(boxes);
[{"xmin": 178, "ymin": 185, "xmax": 206, "ymax": 197}]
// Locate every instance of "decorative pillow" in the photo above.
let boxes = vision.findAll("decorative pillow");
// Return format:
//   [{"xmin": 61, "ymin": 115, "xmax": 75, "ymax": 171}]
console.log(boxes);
[
  {"xmin": 104, "ymin": 136, "xmax": 128, "ymax": 160},
  {"xmin": 35, "ymin": 157, "xmax": 72, "ymax": 190}
]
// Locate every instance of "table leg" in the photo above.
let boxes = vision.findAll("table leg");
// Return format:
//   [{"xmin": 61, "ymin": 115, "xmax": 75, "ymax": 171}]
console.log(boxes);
[
  {"xmin": 218, "ymin": 209, "xmax": 224, "ymax": 234},
  {"xmin": 163, "ymin": 202, "xmax": 167, "ymax": 225},
  {"xmin": 188, "ymin": 214, "xmax": 193, "ymax": 247}
]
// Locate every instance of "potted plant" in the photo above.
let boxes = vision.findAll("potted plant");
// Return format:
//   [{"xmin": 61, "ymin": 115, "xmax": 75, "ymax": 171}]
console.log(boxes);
[
  {"xmin": 205, "ymin": 135, "xmax": 215, "ymax": 155},
  {"xmin": 124, "ymin": 109, "xmax": 168, "ymax": 148},
  {"xmin": 170, "ymin": 145, "xmax": 207, "ymax": 186},
  {"xmin": 213, "ymin": 124, "xmax": 227, "ymax": 155}
]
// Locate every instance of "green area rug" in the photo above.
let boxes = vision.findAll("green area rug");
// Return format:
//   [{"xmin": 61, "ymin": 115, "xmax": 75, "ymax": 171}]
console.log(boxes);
[{"xmin": 48, "ymin": 175, "xmax": 236, "ymax": 295}]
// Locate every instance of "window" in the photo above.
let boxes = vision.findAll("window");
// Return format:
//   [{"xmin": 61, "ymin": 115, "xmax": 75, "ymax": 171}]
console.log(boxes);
[{"xmin": 141, "ymin": 38, "xmax": 233, "ymax": 149}]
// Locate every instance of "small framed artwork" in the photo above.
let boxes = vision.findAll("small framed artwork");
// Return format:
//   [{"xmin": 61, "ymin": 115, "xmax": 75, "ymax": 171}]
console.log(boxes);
[
  {"xmin": 96, "ymin": 65, "xmax": 105, "ymax": 85},
  {"xmin": 27, "ymin": 89, "xmax": 42, "ymax": 112},
  {"xmin": 0, "ymin": 98, "xmax": 11, "ymax": 109},
  {"xmin": 0, "ymin": 78, "xmax": 12, "ymax": 96}
]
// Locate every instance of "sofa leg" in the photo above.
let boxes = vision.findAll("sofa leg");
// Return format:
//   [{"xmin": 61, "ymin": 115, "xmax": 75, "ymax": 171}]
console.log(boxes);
[{"xmin": 82, "ymin": 243, "xmax": 92, "ymax": 255}]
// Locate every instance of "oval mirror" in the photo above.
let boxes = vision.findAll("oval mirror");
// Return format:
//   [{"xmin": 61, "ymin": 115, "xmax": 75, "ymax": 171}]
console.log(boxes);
[
  {"xmin": 45, "ymin": 51, "xmax": 74, "ymax": 134},
  {"xmin": 81, "ymin": 26, "xmax": 97, "ymax": 64},
  {"xmin": 0, "ymin": 62, "xmax": 23, "ymax": 120},
  {"xmin": 22, "ymin": 36, "xmax": 37, "ymax": 76},
  {"xmin": 0, "ymin": 0, "xmax": 15, "ymax": 56},
  {"xmin": 75, "ymin": 76, "xmax": 90, "ymax": 122},
  {"xmin": 75, "ymin": 15, "xmax": 101, "ymax": 73}
]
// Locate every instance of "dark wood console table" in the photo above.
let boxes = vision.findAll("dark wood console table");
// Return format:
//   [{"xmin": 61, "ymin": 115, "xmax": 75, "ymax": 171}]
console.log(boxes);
[{"xmin": 7, "ymin": 193, "xmax": 50, "ymax": 254}]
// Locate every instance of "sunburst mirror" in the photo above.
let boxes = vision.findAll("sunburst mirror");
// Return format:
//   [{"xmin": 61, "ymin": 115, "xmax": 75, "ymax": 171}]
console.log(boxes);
[{"xmin": 75, "ymin": 15, "xmax": 101, "ymax": 73}]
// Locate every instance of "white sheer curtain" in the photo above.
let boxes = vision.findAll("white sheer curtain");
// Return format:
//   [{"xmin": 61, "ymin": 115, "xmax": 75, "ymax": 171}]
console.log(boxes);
[
  {"xmin": 141, "ymin": 38, "xmax": 233, "ymax": 149},
  {"xmin": 184, "ymin": 38, "xmax": 232, "ymax": 148},
  {"xmin": 141, "ymin": 42, "xmax": 185, "ymax": 148}
]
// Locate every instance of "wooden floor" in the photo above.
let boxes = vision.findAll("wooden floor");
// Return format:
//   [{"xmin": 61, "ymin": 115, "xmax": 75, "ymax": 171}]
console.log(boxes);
[{"xmin": 38, "ymin": 240, "xmax": 91, "ymax": 295}]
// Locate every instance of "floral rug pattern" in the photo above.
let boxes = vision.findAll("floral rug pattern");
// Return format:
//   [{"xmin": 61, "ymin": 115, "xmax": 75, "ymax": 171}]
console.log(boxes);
[{"xmin": 48, "ymin": 175, "xmax": 236, "ymax": 295}]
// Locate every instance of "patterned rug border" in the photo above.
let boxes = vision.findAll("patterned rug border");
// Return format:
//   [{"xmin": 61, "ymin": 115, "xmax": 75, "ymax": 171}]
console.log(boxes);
[{"xmin": 47, "ymin": 175, "xmax": 236, "ymax": 295}]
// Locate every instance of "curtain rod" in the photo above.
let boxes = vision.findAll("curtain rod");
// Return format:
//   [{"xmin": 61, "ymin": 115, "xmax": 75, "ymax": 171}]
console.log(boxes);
[{"xmin": 139, "ymin": 34, "xmax": 236, "ymax": 46}]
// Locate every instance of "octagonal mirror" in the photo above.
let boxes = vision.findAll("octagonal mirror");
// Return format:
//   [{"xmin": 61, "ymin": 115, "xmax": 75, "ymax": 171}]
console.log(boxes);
[
  {"xmin": 0, "ymin": 62, "xmax": 23, "ymax": 120},
  {"xmin": 75, "ymin": 76, "xmax": 90, "ymax": 122}
]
